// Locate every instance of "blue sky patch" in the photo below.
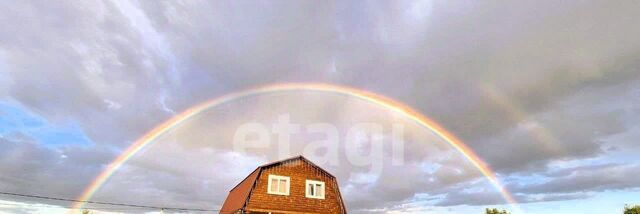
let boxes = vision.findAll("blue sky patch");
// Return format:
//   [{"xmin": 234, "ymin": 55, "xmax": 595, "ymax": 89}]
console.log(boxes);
[{"xmin": 0, "ymin": 102, "xmax": 92, "ymax": 146}]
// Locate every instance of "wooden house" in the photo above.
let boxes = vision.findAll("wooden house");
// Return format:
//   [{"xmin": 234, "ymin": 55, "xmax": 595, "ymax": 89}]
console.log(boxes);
[{"xmin": 220, "ymin": 156, "xmax": 347, "ymax": 214}]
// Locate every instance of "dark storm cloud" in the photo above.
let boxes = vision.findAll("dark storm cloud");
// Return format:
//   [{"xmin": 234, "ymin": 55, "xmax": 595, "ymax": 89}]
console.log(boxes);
[{"xmin": 1, "ymin": 0, "xmax": 640, "ymax": 212}]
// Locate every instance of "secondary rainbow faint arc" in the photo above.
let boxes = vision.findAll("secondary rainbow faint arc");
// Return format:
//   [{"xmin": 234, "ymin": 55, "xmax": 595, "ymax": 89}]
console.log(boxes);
[
  {"xmin": 480, "ymin": 83, "xmax": 561, "ymax": 153},
  {"xmin": 71, "ymin": 83, "xmax": 518, "ymax": 212}
]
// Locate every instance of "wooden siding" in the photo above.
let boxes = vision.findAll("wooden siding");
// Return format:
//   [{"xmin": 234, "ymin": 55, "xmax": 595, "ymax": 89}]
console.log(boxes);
[{"xmin": 245, "ymin": 159, "xmax": 345, "ymax": 214}]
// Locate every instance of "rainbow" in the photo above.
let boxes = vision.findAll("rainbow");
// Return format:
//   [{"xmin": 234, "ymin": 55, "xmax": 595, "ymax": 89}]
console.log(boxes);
[
  {"xmin": 480, "ymin": 83, "xmax": 561, "ymax": 153},
  {"xmin": 71, "ymin": 83, "xmax": 519, "ymax": 212}
]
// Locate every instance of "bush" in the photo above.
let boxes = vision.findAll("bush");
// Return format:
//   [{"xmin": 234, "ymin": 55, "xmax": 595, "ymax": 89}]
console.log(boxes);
[
  {"xmin": 486, "ymin": 208, "xmax": 510, "ymax": 214},
  {"xmin": 625, "ymin": 205, "xmax": 640, "ymax": 214}
]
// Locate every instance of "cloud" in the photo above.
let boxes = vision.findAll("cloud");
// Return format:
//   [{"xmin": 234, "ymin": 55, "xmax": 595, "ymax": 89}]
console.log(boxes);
[
  {"xmin": 435, "ymin": 190, "xmax": 504, "ymax": 207},
  {"xmin": 0, "ymin": 135, "xmax": 114, "ymax": 203},
  {"xmin": 514, "ymin": 163, "xmax": 640, "ymax": 195}
]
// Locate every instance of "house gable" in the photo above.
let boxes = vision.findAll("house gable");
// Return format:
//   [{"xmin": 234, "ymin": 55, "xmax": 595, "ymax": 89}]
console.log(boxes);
[{"xmin": 219, "ymin": 156, "xmax": 347, "ymax": 214}]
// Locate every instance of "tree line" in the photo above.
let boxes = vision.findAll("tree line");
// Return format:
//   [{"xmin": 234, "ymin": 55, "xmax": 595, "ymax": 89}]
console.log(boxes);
[{"xmin": 485, "ymin": 205, "xmax": 640, "ymax": 214}]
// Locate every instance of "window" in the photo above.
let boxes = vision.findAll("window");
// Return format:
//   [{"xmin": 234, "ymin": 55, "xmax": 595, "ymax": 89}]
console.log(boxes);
[
  {"xmin": 305, "ymin": 180, "xmax": 325, "ymax": 199},
  {"xmin": 267, "ymin": 175, "xmax": 290, "ymax": 195}
]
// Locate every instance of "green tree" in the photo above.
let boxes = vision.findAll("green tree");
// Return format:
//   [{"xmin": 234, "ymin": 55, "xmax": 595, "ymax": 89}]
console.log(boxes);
[
  {"xmin": 625, "ymin": 205, "xmax": 640, "ymax": 214},
  {"xmin": 485, "ymin": 208, "xmax": 510, "ymax": 214}
]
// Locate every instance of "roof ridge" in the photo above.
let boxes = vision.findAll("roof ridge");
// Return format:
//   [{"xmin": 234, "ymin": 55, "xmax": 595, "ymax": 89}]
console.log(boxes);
[
  {"xmin": 257, "ymin": 155, "xmax": 304, "ymax": 168},
  {"xmin": 228, "ymin": 155, "xmax": 336, "ymax": 192},
  {"xmin": 260, "ymin": 155, "xmax": 336, "ymax": 178}
]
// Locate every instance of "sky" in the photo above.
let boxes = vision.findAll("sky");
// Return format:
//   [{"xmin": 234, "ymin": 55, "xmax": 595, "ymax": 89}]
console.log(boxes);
[{"xmin": 1, "ymin": 0, "xmax": 640, "ymax": 213}]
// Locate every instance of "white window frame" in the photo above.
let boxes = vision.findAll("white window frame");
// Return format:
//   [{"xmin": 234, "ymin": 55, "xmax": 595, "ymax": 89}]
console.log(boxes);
[
  {"xmin": 267, "ymin": 175, "xmax": 290, "ymax": 196},
  {"xmin": 305, "ymin": 180, "xmax": 325, "ymax": 199}
]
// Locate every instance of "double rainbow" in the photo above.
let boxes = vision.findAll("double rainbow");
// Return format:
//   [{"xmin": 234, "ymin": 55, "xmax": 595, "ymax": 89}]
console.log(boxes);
[{"xmin": 71, "ymin": 83, "xmax": 519, "ymax": 212}]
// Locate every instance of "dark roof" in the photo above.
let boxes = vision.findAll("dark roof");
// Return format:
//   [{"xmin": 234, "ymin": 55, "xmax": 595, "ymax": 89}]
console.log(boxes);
[{"xmin": 219, "ymin": 156, "xmax": 339, "ymax": 213}]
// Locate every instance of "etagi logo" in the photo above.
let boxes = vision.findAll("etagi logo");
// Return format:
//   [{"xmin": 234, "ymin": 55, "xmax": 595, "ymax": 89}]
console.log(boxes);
[{"xmin": 233, "ymin": 114, "xmax": 405, "ymax": 175}]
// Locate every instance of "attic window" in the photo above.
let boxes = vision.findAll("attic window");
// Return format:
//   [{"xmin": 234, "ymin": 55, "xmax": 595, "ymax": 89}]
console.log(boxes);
[
  {"xmin": 305, "ymin": 180, "xmax": 325, "ymax": 199},
  {"xmin": 267, "ymin": 175, "xmax": 290, "ymax": 195}
]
